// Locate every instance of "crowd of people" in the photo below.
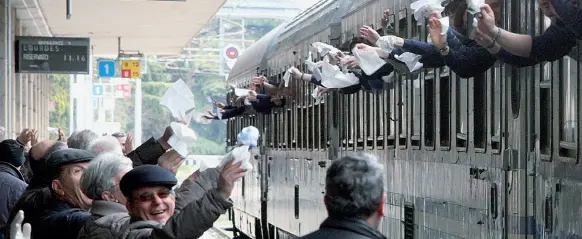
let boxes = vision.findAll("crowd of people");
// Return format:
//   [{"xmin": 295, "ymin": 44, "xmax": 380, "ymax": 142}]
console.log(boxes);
[{"xmin": 205, "ymin": 0, "xmax": 580, "ymax": 124}]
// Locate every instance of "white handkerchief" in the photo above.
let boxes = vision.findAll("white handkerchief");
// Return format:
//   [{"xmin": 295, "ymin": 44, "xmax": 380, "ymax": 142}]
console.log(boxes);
[
  {"xmin": 394, "ymin": 52, "xmax": 424, "ymax": 72},
  {"xmin": 311, "ymin": 42, "xmax": 341, "ymax": 57},
  {"xmin": 235, "ymin": 88, "xmax": 251, "ymax": 97},
  {"xmin": 320, "ymin": 60, "xmax": 360, "ymax": 88},
  {"xmin": 168, "ymin": 122, "xmax": 197, "ymax": 157},
  {"xmin": 352, "ymin": 47, "xmax": 386, "ymax": 76},
  {"xmin": 439, "ymin": 17, "xmax": 450, "ymax": 35},
  {"xmin": 160, "ymin": 79, "xmax": 195, "ymax": 123},
  {"xmin": 466, "ymin": 0, "xmax": 485, "ymax": 14},
  {"xmin": 283, "ymin": 68, "xmax": 292, "ymax": 87},
  {"xmin": 311, "ymin": 86, "xmax": 324, "ymax": 104}
]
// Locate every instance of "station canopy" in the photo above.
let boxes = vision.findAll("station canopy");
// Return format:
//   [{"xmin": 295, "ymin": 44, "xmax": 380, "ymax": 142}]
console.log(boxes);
[{"xmin": 16, "ymin": 0, "xmax": 227, "ymax": 56}]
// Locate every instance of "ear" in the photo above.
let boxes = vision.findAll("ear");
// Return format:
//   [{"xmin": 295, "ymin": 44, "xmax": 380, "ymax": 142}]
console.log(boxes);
[
  {"xmin": 51, "ymin": 179, "xmax": 64, "ymax": 197},
  {"xmin": 376, "ymin": 192, "xmax": 387, "ymax": 217},
  {"xmin": 101, "ymin": 190, "xmax": 116, "ymax": 202}
]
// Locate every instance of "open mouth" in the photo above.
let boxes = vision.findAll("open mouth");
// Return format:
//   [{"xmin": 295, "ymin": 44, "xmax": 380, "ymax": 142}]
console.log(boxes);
[{"xmin": 151, "ymin": 210, "xmax": 166, "ymax": 216}]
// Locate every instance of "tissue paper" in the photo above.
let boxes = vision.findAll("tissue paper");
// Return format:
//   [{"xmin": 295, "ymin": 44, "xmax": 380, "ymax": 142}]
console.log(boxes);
[
  {"xmin": 305, "ymin": 52, "xmax": 323, "ymax": 82},
  {"xmin": 320, "ymin": 59, "xmax": 360, "ymax": 88},
  {"xmin": 283, "ymin": 68, "xmax": 292, "ymax": 87},
  {"xmin": 160, "ymin": 80, "xmax": 198, "ymax": 157},
  {"xmin": 167, "ymin": 122, "xmax": 197, "ymax": 157},
  {"xmin": 312, "ymin": 86, "xmax": 324, "ymax": 103},
  {"xmin": 311, "ymin": 42, "xmax": 341, "ymax": 57},
  {"xmin": 439, "ymin": 17, "xmax": 450, "ymax": 35}
]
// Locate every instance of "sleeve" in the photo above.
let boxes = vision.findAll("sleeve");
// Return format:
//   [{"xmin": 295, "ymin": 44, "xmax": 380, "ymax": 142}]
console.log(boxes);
[
  {"xmin": 551, "ymin": 0, "xmax": 582, "ymax": 38},
  {"xmin": 389, "ymin": 40, "xmax": 445, "ymax": 68},
  {"xmin": 496, "ymin": 48, "xmax": 542, "ymax": 67},
  {"xmin": 443, "ymin": 44, "xmax": 497, "ymax": 78},
  {"xmin": 529, "ymin": 25, "xmax": 577, "ymax": 62},
  {"xmin": 152, "ymin": 189, "xmax": 233, "ymax": 239},
  {"xmin": 173, "ymin": 168, "xmax": 221, "ymax": 211},
  {"xmin": 125, "ymin": 137, "xmax": 166, "ymax": 166}
]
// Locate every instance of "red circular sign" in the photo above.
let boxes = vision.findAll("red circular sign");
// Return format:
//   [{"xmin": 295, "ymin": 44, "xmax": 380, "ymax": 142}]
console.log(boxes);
[{"xmin": 226, "ymin": 47, "xmax": 238, "ymax": 59}]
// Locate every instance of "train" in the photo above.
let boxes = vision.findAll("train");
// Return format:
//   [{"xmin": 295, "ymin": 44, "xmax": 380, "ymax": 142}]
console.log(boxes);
[{"xmin": 224, "ymin": 0, "xmax": 582, "ymax": 238}]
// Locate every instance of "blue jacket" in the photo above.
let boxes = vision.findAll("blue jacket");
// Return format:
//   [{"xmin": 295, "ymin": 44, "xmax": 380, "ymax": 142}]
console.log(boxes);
[
  {"xmin": 0, "ymin": 162, "xmax": 27, "ymax": 239},
  {"xmin": 390, "ymin": 28, "xmax": 497, "ymax": 78},
  {"xmin": 496, "ymin": 20, "xmax": 577, "ymax": 67},
  {"xmin": 252, "ymin": 94, "xmax": 286, "ymax": 114},
  {"xmin": 551, "ymin": 0, "xmax": 582, "ymax": 39}
]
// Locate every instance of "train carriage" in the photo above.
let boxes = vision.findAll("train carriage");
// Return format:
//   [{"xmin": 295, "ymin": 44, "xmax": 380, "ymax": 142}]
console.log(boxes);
[{"xmin": 225, "ymin": 0, "xmax": 582, "ymax": 238}]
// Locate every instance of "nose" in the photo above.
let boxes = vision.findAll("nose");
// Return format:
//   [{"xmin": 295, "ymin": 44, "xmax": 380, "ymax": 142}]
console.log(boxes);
[{"xmin": 152, "ymin": 194, "xmax": 163, "ymax": 205}]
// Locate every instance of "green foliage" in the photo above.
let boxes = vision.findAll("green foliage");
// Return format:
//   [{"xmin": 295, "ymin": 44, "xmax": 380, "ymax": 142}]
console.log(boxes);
[
  {"xmin": 49, "ymin": 74, "xmax": 70, "ymax": 136},
  {"xmin": 188, "ymin": 136, "xmax": 226, "ymax": 155}
]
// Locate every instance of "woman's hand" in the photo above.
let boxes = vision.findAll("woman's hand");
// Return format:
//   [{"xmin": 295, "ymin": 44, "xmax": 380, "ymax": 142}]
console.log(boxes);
[{"xmin": 428, "ymin": 17, "xmax": 447, "ymax": 50}]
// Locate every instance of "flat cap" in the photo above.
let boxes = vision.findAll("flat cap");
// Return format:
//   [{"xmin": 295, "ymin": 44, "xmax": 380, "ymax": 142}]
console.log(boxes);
[
  {"xmin": 0, "ymin": 139, "xmax": 25, "ymax": 167},
  {"xmin": 120, "ymin": 165, "xmax": 177, "ymax": 197},
  {"xmin": 46, "ymin": 148, "xmax": 94, "ymax": 180}
]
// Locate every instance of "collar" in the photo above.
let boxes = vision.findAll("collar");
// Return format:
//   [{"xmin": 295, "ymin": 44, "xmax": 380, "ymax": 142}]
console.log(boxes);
[
  {"xmin": 320, "ymin": 217, "xmax": 387, "ymax": 239},
  {"xmin": 89, "ymin": 200, "xmax": 128, "ymax": 217},
  {"xmin": 0, "ymin": 161, "xmax": 24, "ymax": 181}
]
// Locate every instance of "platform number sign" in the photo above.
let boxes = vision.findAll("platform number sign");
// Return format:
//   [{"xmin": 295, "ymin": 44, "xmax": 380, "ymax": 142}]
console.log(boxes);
[
  {"xmin": 121, "ymin": 60, "xmax": 141, "ymax": 79},
  {"xmin": 98, "ymin": 60, "xmax": 116, "ymax": 78}
]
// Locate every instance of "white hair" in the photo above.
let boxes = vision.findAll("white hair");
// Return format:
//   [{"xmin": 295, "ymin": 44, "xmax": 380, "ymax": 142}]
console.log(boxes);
[
  {"xmin": 88, "ymin": 136, "xmax": 123, "ymax": 156},
  {"xmin": 81, "ymin": 152, "xmax": 133, "ymax": 200}
]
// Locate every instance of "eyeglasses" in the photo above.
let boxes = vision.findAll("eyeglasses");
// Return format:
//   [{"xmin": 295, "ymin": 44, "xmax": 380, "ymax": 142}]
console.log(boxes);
[
  {"xmin": 112, "ymin": 132, "xmax": 126, "ymax": 138},
  {"xmin": 133, "ymin": 189, "xmax": 172, "ymax": 203}
]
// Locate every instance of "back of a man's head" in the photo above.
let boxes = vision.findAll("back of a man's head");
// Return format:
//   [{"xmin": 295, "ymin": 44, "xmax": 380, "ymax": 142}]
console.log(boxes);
[
  {"xmin": 88, "ymin": 136, "xmax": 123, "ymax": 156},
  {"xmin": 68, "ymin": 130, "xmax": 99, "ymax": 150},
  {"xmin": 325, "ymin": 153, "xmax": 385, "ymax": 220}
]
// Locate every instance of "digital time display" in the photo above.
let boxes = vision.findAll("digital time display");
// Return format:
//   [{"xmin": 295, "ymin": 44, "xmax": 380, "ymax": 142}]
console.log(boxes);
[{"xmin": 15, "ymin": 36, "xmax": 90, "ymax": 74}]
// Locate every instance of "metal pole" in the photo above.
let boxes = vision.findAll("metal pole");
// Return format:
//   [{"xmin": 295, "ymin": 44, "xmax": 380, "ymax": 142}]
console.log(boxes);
[
  {"xmin": 134, "ymin": 78, "xmax": 142, "ymax": 145},
  {"xmin": 6, "ymin": 0, "xmax": 12, "ymax": 139},
  {"xmin": 69, "ymin": 74, "xmax": 74, "ymax": 134},
  {"xmin": 66, "ymin": 0, "xmax": 72, "ymax": 19},
  {"xmin": 219, "ymin": 17, "xmax": 224, "ymax": 76}
]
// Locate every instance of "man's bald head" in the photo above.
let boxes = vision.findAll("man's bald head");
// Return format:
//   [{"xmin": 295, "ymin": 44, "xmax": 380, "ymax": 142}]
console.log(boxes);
[{"xmin": 30, "ymin": 140, "xmax": 59, "ymax": 160}]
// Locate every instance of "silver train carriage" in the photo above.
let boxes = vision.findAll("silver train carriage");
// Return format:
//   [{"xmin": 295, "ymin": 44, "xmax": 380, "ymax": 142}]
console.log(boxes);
[{"xmin": 224, "ymin": 0, "xmax": 582, "ymax": 238}]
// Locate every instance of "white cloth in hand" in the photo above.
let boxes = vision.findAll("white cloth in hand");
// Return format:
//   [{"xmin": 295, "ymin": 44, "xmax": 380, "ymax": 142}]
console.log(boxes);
[
  {"xmin": 10, "ymin": 210, "xmax": 31, "ymax": 239},
  {"xmin": 394, "ymin": 52, "xmax": 424, "ymax": 72},
  {"xmin": 167, "ymin": 122, "xmax": 197, "ymax": 157},
  {"xmin": 352, "ymin": 47, "xmax": 386, "ymax": 76}
]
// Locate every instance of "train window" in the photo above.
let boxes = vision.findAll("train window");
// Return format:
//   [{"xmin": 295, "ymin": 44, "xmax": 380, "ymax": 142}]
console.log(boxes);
[
  {"xmin": 376, "ymin": 91, "xmax": 384, "ymax": 148},
  {"xmin": 539, "ymin": 62, "xmax": 552, "ymax": 158},
  {"xmin": 424, "ymin": 70, "xmax": 435, "ymax": 149},
  {"xmin": 399, "ymin": 75, "xmax": 408, "ymax": 148},
  {"xmin": 474, "ymin": 74, "xmax": 487, "ymax": 151},
  {"xmin": 456, "ymin": 76, "xmax": 468, "ymax": 150},
  {"xmin": 273, "ymin": 113, "xmax": 278, "ymax": 149},
  {"xmin": 558, "ymin": 56, "xmax": 578, "ymax": 161},
  {"xmin": 388, "ymin": 83, "xmax": 396, "ymax": 147},
  {"xmin": 489, "ymin": 64, "xmax": 502, "ymax": 152},
  {"xmin": 440, "ymin": 76, "xmax": 451, "ymax": 148},
  {"xmin": 411, "ymin": 74, "xmax": 421, "ymax": 149}
]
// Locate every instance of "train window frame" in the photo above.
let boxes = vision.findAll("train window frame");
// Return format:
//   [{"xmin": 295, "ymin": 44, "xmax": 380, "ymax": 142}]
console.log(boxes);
[
  {"xmin": 473, "ymin": 73, "xmax": 487, "ymax": 153},
  {"xmin": 557, "ymin": 55, "xmax": 579, "ymax": 163},
  {"xmin": 439, "ymin": 74, "xmax": 452, "ymax": 150},
  {"xmin": 455, "ymin": 74, "xmax": 468, "ymax": 151},
  {"xmin": 424, "ymin": 69, "xmax": 436, "ymax": 150}
]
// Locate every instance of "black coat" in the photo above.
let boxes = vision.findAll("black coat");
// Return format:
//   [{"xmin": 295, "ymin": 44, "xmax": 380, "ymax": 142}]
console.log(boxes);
[
  {"xmin": 0, "ymin": 162, "xmax": 27, "ymax": 239},
  {"xmin": 300, "ymin": 217, "xmax": 387, "ymax": 239}
]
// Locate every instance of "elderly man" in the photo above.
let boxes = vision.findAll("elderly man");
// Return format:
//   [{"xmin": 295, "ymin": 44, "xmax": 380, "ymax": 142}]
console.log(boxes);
[
  {"xmin": 87, "ymin": 136, "xmax": 124, "ymax": 156},
  {"xmin": 21, "ymin": 148, "xmax": 94, "ymax": 239},
  {"xmin": 301, "ymin": 153, "xmax": 387, "ymax": 239},
  {"xmin": 83, "ymin": 161, "xmax": 246, "ymax": 238},
  {"xmin": 80, "ymin": 153, "xmax": 133, "ymax": 220},
  {"xmin": 67, "ymin": 130, "xmax": 99, "ymax": 151}
]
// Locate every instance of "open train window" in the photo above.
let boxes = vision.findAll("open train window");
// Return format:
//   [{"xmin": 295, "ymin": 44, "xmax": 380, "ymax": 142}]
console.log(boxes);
[
  {"xmin": 411, "ymin": 74, "xmax": 421, "ymax": 149},
  {"xmin": 539, "ymin": 62, "xmax": 552, "ymax": 160},
  {"xmin": 456, "ymin": 75, "xmax": 468, "ymax": 150},
  {"xmin": 474, "ymin": 74, "xmax": 487, "ymax": 152},
  {"xmin": 440, "ymin": 76, "xmax": 451, "ymax": 149},
  {"xmin": 558, "ymin": 56, "xmax": 578, "ymax": 162},
  {"xmin": 399, "ymin": 75, "xmax": 408, "ymax": 148},
  {"xmin": 424, "ymin": 70, "xmax": 436, "ymax": 149}
]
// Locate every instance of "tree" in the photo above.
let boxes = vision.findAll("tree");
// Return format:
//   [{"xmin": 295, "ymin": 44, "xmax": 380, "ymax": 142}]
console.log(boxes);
[{"xmin": 49, "ymin": 74, "xmax": 70, "ymax": 137}]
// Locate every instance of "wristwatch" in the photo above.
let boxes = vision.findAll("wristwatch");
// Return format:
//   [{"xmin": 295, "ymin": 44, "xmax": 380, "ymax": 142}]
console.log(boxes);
[{"xmin": 438, "ymin": 44, "xmax": 449, "ymax": 54}]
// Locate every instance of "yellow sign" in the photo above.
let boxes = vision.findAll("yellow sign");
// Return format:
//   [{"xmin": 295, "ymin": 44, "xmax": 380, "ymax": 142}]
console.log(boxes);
[{"xmin": 121, "ymin": 60, "xmax": 141, "ymax": 78}]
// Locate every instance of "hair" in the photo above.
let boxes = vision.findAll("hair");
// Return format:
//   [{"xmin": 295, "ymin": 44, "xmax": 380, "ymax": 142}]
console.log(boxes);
[
  {"xmin": 24, "ymin": 141, "xmax": 68, "ymax": 187},
  {"xmin": 88, "ymin": 136, "xmax": 123, "ymax": 156},
  {"xmin": 325, "ymin": 152, "xmax": 385, "ymax": 219},
  {"xmin": 80, "ymin": 152, "xmax": 133, "ymax": 200},
  {"xmin": 67, "ymin": 130, "xmax": 99, "ymax": 150}
]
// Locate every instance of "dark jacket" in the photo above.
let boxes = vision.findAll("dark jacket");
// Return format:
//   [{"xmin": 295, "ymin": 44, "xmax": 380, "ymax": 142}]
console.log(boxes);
[
  {"xmin": 300, "ymin": 217, "xmax": 387, "ymax": 239},
  {"xmin": 126, "ymin": 137, "xmax": 167, "ymax": 166},
  {"xmin": 80, "ymin": 168, "xmax": 223, "ymax": 239},
  {"xmin": 390, "ymin": 28, "xmax": 497, "ymax": 78},
  {"xmin": 76, "ymin": 200, "xmax": 128, "ymax": 239},
  {"xmin": 31, "ymin": 197, "xmax": 91, "ymax": 239},
  {"xmin": 496, "ymin": 20, "xmax": 577, "ymax": 67},
  {"xmin": 551, "ymin": 0, "xmax": 582, "ymax": 39},
  {"xmin": 0, "ymin": 162, "xmax": 27, "ymax": 239},
  {"xmin": 251, "ymin": 94, "xmax": 285, "ymax": 114}
]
